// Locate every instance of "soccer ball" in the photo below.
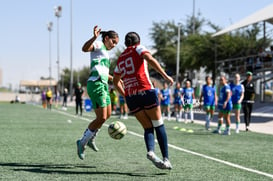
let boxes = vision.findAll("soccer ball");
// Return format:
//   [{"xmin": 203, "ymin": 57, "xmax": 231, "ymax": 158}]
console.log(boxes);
[{"xmin": 108, "ymin": 121, "xmax": 127, "ymax": 140}]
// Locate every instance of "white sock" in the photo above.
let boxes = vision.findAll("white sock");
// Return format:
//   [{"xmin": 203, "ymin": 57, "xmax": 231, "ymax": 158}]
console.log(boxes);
[
  {"xmin": 179, "ymin": 110, "xmax": 183, "ymax": 118},
  {"xmin": 80, "ymin": 129, "xmax": 94, "ymax": 146},
  {"xmin": 185, "ymin": 112, "xmax": 188, "ymax": 121},
  {"xmin": 206, "ymin": 114, "xmax": 210, "ymax": 123},
  {"xmin": 190, "ymin": 110, "xmax": 194, "ymax": 121}
]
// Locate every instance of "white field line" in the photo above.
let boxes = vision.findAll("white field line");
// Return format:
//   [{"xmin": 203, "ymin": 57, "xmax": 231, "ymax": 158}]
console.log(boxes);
[{"xmin": 54, "ymin": 108, "xmax": 273, "ymax": 179}]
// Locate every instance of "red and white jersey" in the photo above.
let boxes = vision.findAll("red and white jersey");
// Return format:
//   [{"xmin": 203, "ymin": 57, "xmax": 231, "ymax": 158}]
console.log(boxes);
[{"xmin": 114, "ymin": 44, "xmax": 154, "ymax": 96}]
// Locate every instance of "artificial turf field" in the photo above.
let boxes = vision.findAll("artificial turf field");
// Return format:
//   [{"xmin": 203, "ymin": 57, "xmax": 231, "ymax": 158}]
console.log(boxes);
[{"xmin": 0, "ymin": 102, "xmax": 272, "ymax": 181}]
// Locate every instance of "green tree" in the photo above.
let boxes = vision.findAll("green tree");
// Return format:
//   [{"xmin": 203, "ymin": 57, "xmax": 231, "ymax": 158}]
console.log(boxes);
[{"xmin": 149, "ymin": 15, "xmax": 272, "ymax": 82}]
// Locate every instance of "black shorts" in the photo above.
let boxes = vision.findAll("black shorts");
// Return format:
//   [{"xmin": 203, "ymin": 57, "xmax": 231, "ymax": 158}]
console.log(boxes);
[{"xmin": 126, "ymin": 89, "xmax": 159, "ymax": 114}]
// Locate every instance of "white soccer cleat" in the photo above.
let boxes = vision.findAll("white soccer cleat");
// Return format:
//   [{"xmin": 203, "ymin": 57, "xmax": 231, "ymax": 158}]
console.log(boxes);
[
  {"xmin": 87, "ymin": 139, "xmax": 99, "ymax": 152},
  {"xmin": 147, "ymin": 151, "xmax": 165, "ymax": 169},
  {"xmin": 235, "ymin": 128, "xmax": 240, "ymax": 134},
  {"xmin": 163, "ymin": 158, "xmax": 172, "ymax": 170}
]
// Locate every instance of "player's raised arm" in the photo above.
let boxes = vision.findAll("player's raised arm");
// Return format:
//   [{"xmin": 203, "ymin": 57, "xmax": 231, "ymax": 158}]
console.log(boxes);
[
  {"xmin": 82, "ymin": 25, "xmax": 101, "ymax": 52},
  {"xmin": 143, "ymin": 53, "xmax": 173, "ymax": 86}
]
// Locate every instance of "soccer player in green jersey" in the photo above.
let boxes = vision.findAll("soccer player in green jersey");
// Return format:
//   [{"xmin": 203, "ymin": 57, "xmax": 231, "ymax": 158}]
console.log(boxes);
[{"xmin": 76, "ymin": 25, "xmax": 119, "ymax": 160}]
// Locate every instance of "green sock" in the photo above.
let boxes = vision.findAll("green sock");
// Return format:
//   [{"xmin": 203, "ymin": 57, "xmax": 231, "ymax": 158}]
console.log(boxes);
[
  {"xmin": 218, "ymin": 121, "xmax": 222, "ymax": 129},
  {"xmin": 236, "ymin": 120, "xmax": 240, "ymax": 129}
]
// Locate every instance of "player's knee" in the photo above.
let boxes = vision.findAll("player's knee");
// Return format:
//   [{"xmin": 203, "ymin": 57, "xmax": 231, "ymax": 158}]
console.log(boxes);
[{"xmin": 152, "ymin": 117, "xmax": 164, "ymax": 128}]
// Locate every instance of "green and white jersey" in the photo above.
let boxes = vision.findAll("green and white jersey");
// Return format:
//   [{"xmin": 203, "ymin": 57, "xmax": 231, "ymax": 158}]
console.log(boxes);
[{"xmin": 88, "ymin": 41, "xmax": 110, "ymax": 84}]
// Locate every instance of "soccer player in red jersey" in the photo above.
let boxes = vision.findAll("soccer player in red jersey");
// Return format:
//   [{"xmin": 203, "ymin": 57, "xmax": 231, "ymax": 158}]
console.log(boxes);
[{"xmin": 113, "ymin": 32, "xmax": 173, "ymax": 170}]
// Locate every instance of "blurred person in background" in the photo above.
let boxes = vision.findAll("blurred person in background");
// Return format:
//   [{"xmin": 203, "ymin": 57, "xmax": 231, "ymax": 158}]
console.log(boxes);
[
  {"xmin": 214, "ymin": 75, "xmax": 232, "ymax": 135},
  {"xmin": 173, "ymin": 82, "xmax": 183, "ymax": 122},
  {"xmin": 74, "ymin": 83, "xmax": 84, "ymax": 116},
  {"xmin": 242, "ymin": 71, "xmax": 255, "ymax": 131},
  {"xmin": 230, "ymin": 73, "xmax": 244, "ymax": 133},
  {"xmin": 62, "ymin": 88, "xmax": 68, "ymax": 110},
  {"xmin": 182, "ymin": 80, "xmax": 195, "ymax": 123},
  {"xmin": 160, "ymin": 82, "xmax": 172, "ymax": 121},
  {"xmin": 199, "ymin": 76, "xmax": 217, "ymax": 130},
  {"xmin": 46, "ymin": 87, "xmax": 53, "ymax": 110}
]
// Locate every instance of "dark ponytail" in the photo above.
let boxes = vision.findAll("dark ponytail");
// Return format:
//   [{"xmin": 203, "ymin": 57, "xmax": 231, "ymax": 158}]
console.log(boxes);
[
  {"xmin": 100, "ymin": 30, "xmax": 118, "ymax": 42},
  {"xmin": 125, "ymin": 32, "xmax": 140, "ymax": 47}
]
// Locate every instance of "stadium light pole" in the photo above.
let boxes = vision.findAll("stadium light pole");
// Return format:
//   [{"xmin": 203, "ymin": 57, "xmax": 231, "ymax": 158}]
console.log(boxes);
[
  {"xmin": 176, "ymin": 23, "xmax": 182, "ymax": 83},
  {"xmin": 192, "ymin": 0, "xmax": 195, "ymax": 34},
  {"xmin": 69, "ymin": 0, "xmax": 74, "ymax": 101},
  {"xmin": 54, "ymin": 5, "xmax": 62, "ymax": 91},
  {"xmin": 47, "ymin": 21, "xmax": 53, "ymax": 87}
]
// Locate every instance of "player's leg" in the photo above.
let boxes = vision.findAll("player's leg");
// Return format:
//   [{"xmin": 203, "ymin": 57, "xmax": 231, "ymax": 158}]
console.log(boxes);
[
  {"xmin": 234, "ymin": 104, "xmax": 241, "ymax": 133},
  {"xmin": 247, "ymin": 103, "xmax": 253, "ymax": 130},
  {"xmin": 184, "ymin": 106, "xmax": 188, "ymax": 123},
  {"xmin": 75, "ymin": 101, "xmax": 79, "ymax": 115},
  {"xmin": 76, "ymin": 82, "xmax": 109, "ymax": 158},
  {"xmin": 120, "ymin": 104, "xmax": 124, "ymax": 119},
  {"xmin": 215, "ymin": 111, "xmax": 223, "ymax": 134},
  {"xmin": 145, "ymin": 106, "xmax": 172, "ymax": 169},
  {"xmin": 167, "ymin": 104, "xmax": 171, "ymax": 120},
  {"xmin": 189, "ymin": 104, "xmax": 194, "ymax": 123},
  {"xmin": 223, "ymin": 112, "xmax": 231, "ymax": 135},
  {"xmin": 210, "ymin": 106, "xmax": 215, "ymax": 122},
  {"xmin": 87, "ymin": 85, "xmax": 111, "ymax": 151},
  {"xmin": 242, "ymin": 103, "xmax": 248, "ymax": 131},
  {"xmin": 134, "ymin": 110, "xmax": 166, "ymax": 169},
  {"xmin": 79, "ymin": 99, "xmax": 83, "ymax": 116},
  {"xmin": 142, "ymin": 89, "xmax": 171, "ymax": 168},
  {"xmin": 204, "ymin": 106, "xmax": 211, "ymax": 130},
  {"xmin": 123, "ymin": 103, "xmax": 128, "ymax": 119},
  {"xmin": 174, "ymin": 104, "xmax": 179, "ymax": 121}
]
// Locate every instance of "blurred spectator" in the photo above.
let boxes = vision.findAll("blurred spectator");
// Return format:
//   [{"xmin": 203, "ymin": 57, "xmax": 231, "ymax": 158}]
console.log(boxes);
[
  {"xmin": 230, "ymin": 73, "xmax": 244, "ymax": 134},
  {"xmin": 119, "ymin": 94, "xmax": 128, "ymax": 119},
  {"xmin": 74, "ymin": 83, "xmax": 84, "ymax": 116},
  {"xmin": 110, "ymin": 88, "xmax": 118, "ymax": 115},
  {"xmin": 199, "ymin": 76, "xmax": 217, "ymax": 130},
  {"xmin": 62, "ymin": 88, "xmax": 68, "ymax": 109},
  {"xmin": 54, "ymin": 89, "xmax": 61, "ymax": 108},
  {"xmin": 152, "ymin": 81, "xmax": 160, "ymax": 103},
  {"xmin": 41, "ymin": 90, "xmax": 47, "ymax": 109},
  {"xmin": 173, "ymin": 82, "xmax": 183, "ymax": 122},
  {"xmin": 160, "ymin": 82, "xmax": 171, "ymax": 121},
  {"xmin": 242, "ymin": 71, "xmax": 255, "ymax": 131},
  {"xmin": 182, "ymin": 80, "xmax": 195, "ymax": 123},
  {"xmin": 46, "ymin": 87, "xmax": 53, "ymax": 110}
]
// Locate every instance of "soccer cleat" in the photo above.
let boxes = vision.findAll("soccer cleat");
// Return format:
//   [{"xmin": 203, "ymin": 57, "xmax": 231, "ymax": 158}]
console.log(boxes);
[
  {"xmin": 87, "ymin": 139, "xmax": 99, "ymax": 152},
  {"xmin": 212, "ymin": 129, "xmax": 221, "ymax": 134},
  {"xmin": 163, "ymin": 158, "xmax": 173, "ymax": 170},
  {"xmin": 246, "ymin": 126, "xmax": 249, "ymax": 132},
  {"xmin": 235, "ymin": 128, "xmax": 240, "ymax": 134},
  {"xmin": 205, "ymin": 123, "xmax": 210, "ymax": 130},
  {"xmin": 223, "ymin": 129, "xmax": 231, "ymax": 136},
  {"xmin": 147, "ymin": 151, "xmax": 165, "ymax": 169},
  {"xmin": 76, "ymin": 140, "xmax": 85, "ymax": 160}
]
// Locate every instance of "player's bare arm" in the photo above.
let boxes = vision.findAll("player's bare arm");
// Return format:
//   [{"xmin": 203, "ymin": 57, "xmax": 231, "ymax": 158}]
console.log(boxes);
[
  {"xmin": 113, "ymin": 75, "xmax": 125, "ymax": 97},
  {"xmin": 82, "ymin": 25, "xmax": 101, "ymax": 52},
  {"xmin": 143, "ymin": 53, "xmax": 173, "ymax": 86}
]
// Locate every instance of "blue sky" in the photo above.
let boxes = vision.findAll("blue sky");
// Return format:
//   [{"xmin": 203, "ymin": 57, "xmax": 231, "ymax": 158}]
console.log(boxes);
[{"xmin": 0, "ymin": 0, "xmax": 273, "ymax": 89}]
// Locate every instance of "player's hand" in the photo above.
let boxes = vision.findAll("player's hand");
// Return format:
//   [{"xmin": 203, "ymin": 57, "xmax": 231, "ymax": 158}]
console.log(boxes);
[
  {"xmin": 165, "ymin": 75, "xmax": 174, "ymax": 86},
  {"xmin": 93, "ymin": 25, "xmax": 101, "ymax": 38},
  {"xmin": 223, "ymin": 101, "xmax": 227, "ymax": 109}
]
